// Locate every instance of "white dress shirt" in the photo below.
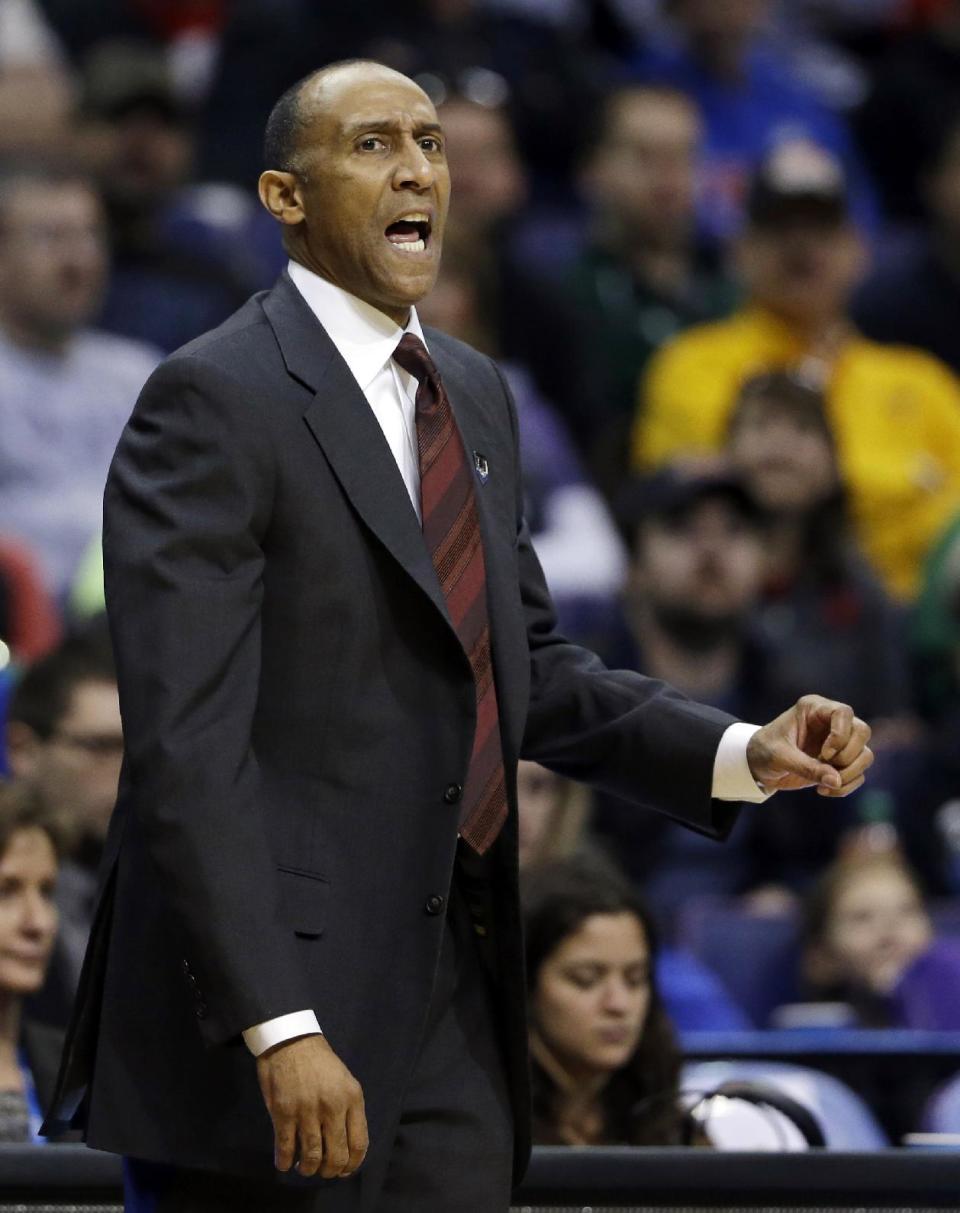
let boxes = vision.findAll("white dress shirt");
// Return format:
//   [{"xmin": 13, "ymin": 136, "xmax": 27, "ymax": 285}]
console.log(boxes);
[{"xmin": 242, "ymin": 262, "xmax": 771, "ymax": 1057}]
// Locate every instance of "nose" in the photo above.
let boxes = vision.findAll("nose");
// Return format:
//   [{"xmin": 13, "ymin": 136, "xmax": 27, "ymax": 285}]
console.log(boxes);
[
  {"xmin": 393, "ymin": 135, "xmax": 435, "ymax": 192},
  {"xmin": 20, "ymin": 889, "xmax": 56, "ymax": 938},
  {"xmin": 601, "ymin": 977, "xmax": 633, "ymax": 1013}
]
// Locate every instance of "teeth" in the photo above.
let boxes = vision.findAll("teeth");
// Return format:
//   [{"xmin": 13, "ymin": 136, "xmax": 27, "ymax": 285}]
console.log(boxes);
[
  {"xmin": 400, "ymin": 213, "xmax": 429, "ymax": 222},
  {"xmin": 394, "ymin": 239, "xmax": 426, "ymax": 253}
]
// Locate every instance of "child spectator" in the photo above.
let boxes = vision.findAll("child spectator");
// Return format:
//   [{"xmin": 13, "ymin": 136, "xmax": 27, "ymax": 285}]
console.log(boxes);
[{"xmin": 802, "ymin": 852, "xmax": 960, "ymax": 1029}]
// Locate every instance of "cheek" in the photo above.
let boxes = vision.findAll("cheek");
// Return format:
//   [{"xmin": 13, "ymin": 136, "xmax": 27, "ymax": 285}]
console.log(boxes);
[{"xmin": 534, "ymin": 985, "xmax": 596, "ymax": 1053}]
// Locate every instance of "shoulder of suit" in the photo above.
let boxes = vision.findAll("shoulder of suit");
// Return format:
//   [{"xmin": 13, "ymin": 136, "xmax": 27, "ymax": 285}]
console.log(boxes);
[{"xmin": 163, "ymin": 291, "xmax": 274, "ymax": 373}]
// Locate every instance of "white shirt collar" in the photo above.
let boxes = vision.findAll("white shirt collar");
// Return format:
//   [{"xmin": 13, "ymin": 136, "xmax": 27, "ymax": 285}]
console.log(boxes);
[{"xmin": 287, "ymin": 259, "xmax": 426, "ymax": 393}]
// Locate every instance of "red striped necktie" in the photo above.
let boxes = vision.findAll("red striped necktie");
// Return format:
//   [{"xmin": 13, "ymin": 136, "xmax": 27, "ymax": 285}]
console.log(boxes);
[{"xmin": 393, "ymin": 333, "xmax": 507, "ymax": 856}]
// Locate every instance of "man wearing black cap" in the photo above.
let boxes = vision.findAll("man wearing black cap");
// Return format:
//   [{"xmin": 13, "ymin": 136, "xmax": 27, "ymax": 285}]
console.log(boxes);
[
  {"xmin": 590, "ymin": 463, "xmax": 775, "ymax": 916},
  {"xmin": 633, "ymin": 139, "xmax": 960, "ymax": 602}
]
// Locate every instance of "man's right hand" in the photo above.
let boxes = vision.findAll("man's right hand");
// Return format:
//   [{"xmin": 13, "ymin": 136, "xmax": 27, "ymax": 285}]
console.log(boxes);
[{"xmin": 256, "ymin": 1034, "xmax": 368, "ymax": 1178}]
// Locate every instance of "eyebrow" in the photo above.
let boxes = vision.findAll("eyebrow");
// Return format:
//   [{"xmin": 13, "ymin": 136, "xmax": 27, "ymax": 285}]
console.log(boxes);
[{"xmin": 341, "ymin": 118, "xmax": 443, "ymax": 139}]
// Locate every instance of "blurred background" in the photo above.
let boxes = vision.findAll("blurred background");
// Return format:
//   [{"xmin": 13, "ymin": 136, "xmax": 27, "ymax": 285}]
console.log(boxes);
[{"xmin": 2, "ymin": 0, "xmax": 960, "ymax": 1160}]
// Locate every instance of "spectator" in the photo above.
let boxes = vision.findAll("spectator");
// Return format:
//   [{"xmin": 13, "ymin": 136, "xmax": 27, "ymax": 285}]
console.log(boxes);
[
  {"xmin": 78, "ymin": 40, "xmax": 263, "ymax": 353},
  {"xmin": 0, "ymin": 0, "xmax": 72, "ymax": 160},
  {"xmin": 0, "ymin": 160, "xmax": 158, "ymax": 600},
  {"xmin": 631, "ymin": 0, "xmax": 878, "ymax": 243},
  {"xmin": 517, "ymin": 773, "xmax": 752, "ymax": 1031},
  {"xmin": 588, "ymin": 465, "xmax": 771, "ymax": 917},
  {"xmin": 417, "ymin": 230, "xmax": 626, "ymax": 618},
  {"xmin": 516, "ymin": 761, "xmax": 591, "ymax": 872},
  {"xmin": 437, "ymin": 92, "xmax": 598, "ymax": 452},
  {"xmin": 5, "ymin": 623, "xmax": 120, "ymax": 1023},
  {"xmin": 853, "ymin": 109, "xmax": 960, "ymax": 377},
  {"xmin": 801, "ymin": 851, "xmax": 960, "ymax": 1030},
  {"xmin": 568, "ymin": 84, "xmax": 737, "ymax": 492},
  {"xmin": 725, "ymin": 370, "xmax": 913, "ymax": 727},
  {"xmin": 0, "ymin": 780, "xmax": 65, "ymax": 1141},
  {"xmin": 523, "ymin": 857, "xmax": 693, "ymax": 1145},
  {"xmin": 633, "ymin": 142, "xmax": 960, "ymax": 600}
]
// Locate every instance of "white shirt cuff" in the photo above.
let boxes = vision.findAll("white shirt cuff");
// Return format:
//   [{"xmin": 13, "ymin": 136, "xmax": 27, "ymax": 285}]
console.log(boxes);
[
  {"xmin": 712, "ymin": 722, "xmax": 773, "ymax": 803},
  {"xmin": 242, "ymin": 1011, "xmax": 322, "ymax": 1057}
]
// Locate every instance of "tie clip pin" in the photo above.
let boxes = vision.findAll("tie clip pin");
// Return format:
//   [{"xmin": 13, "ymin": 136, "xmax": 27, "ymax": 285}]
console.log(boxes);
[{"xmin": 473, "ymin": 451, "xmax": 489, "ymax": 482}]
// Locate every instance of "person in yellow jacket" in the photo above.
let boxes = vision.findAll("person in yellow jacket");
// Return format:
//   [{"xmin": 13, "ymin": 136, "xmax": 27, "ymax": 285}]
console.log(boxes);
[{"xmin": 632, "ymin": 141, "xmax": 960, "ymax": 600}]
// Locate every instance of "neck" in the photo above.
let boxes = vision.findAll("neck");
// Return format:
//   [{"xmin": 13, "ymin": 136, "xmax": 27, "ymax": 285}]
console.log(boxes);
[
  {"xmin": 629, "ymin": 240, "xmax": 692, "ymax": 298},
  {"xmin": 630, "ymin": 601, "xmax": 739, "ymax": 699},
  {"xmin": 0, "ymin": 312, "xmax": 70, "ymax": 356},
  {"xmin": 762, "ymin": 305, "xmax": 848, "ymax": 351},
  {"xmin": 289, "ymin": 253, "xmax": 411, "ymax": 329},
  {"xmin": 762, "ymin": 514, "xmax": 804, "ymax": 582}
]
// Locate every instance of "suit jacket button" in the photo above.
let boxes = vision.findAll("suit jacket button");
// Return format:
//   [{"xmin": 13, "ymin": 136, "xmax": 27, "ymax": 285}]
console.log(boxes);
[
  {"xmin": 182, "ymin": 959, "xmax": 191, "ymax": 974},
  {"xmin": 196, "ymin": 1002, "xmax": 208, "ymax": 1019},
  {"xmin": 443, "ymin": 784, "xmax": 462, "ymax": 804},
  {"xmin": 425, "ymin": 894, "xmax": 445, "ymax": 916}
]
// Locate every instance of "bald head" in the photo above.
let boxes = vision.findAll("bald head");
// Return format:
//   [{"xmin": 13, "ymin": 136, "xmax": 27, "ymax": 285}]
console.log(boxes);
[
  {"xmin": 264, "ymin": 60, "xmax": 426, "ymax": 176},
  {"xmin": 258, "ymin": 58, "xmax": 449, "ymax": 325}
]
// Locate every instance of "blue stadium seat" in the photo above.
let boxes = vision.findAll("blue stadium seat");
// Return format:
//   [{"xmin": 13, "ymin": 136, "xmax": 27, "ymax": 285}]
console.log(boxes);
[
  {"xmin": 921, "ymin": 1070, "xmax": 960, "ymax": 1133},
  {"xmin": 675, "ymin": 899, "xmax": 802, "ymax": 1027},
  {"xmin": 681, "ymin": 1060, "xmax": 889, "ymax": 1149}
]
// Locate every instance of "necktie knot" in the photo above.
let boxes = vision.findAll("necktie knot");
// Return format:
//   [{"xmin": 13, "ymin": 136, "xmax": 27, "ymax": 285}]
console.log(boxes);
[{"xmin": 393, "ymin": 332, "xmax": 437, "ymax": 387}]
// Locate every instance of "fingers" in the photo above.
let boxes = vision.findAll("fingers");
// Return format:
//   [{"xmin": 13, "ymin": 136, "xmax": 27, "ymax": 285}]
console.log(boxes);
[
  {"xmin": 345, "ymin": 1099, "xmax": 370, "ymax": 1176},
  {"xmin": 816, "ymin": 745, "xmax": 875, "ymax": 797},
  {"xmin": 775, "ymin": 745, "xmax": 842, "ymax": 790},
  {"xmin": 318, "ymin": 1113, "xmax": 349, "ymax": 1179},
  {"xmin": 808, "ymin": 698, "xmax": 854, "ymax": 761},
  {"xmin": 294, "ymin": 1117, "xmax": 324, "ymax": 1178},
  {"xmin": 826, "ymin": 718, "xmax": 873, "ymax": 770},
  {"xmin": 272, "ymin": 1104, "xmax": 297, "ymax": 1173}
]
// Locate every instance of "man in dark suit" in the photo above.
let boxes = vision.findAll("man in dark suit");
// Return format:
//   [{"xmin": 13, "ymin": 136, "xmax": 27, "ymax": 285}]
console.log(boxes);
[{"xmin": 43, "ymin": 60, "xmax": 873, "ymax": 1212}]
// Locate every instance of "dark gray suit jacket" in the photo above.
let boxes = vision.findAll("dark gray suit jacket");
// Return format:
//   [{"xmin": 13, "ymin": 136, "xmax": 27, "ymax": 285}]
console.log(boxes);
[{"xmin": 43, "ymin": 272, "xmax": 738, "ymax": 1184}]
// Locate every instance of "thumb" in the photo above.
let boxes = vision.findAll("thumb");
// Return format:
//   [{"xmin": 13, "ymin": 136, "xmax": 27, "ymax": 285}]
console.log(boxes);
[{"xmin": 778, "ymin": 746, "xmax": 842, "ymax": 789}]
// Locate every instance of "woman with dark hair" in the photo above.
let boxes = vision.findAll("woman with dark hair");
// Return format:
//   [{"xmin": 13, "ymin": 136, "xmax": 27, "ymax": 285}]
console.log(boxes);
[
  {"xmin": 522, "ymin": 858, "xmax": 688, "ymax": 1146},
  {"xmin": 724, "ymin": 371, "xmax": 932, "ymax": 896},
  {"xmin": 0, "ymin": 778, "xmax": 65, "ymax": 1141},
  {"xmin": 726, "ymin": 369, "xmax": 912, "ymax": 727}
]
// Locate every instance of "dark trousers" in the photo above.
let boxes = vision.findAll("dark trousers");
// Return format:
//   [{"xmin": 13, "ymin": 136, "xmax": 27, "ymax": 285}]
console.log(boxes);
[{"xmin": 124, "ymin": 864, "xmax": 513, "ymax": 1212}]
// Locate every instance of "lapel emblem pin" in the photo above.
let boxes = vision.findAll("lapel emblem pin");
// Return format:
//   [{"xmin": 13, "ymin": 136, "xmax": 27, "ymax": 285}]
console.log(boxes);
[{"xmin": 473, "ymin": 451, "xmax": 489, "ymax": 483}]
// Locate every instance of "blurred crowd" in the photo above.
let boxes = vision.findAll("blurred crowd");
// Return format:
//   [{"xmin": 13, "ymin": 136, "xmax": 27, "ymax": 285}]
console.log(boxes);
[{"xmin": 1, "ymin": 0, "xmax": 960, "ymax": 1153}]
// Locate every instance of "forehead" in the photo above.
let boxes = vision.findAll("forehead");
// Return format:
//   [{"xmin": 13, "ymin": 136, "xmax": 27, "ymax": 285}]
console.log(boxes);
[
  {"xmin": 609, "ymin": 91, "xmax": 699, "ymax": 142},
  {"xmin": 1, "ymin": 181, "xmax": 99, "ymax": 227},
  {"xmin": 556, "ymin": 912, "xmax": 649, "ymax": 960},
  {"xmin": 306, "ymin": 69, "xmax": 438, "ymax": 142},
  {"xmin": 835, "ymin": 868, "xmax": 919, "ymax": 911},
  {"xmin": 0, "ymin": 826, "xmax": 57, "ymax": 875}
]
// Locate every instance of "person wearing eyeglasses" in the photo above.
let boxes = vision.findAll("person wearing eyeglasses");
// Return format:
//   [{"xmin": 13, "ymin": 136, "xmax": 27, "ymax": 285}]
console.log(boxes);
[{"xmin": 5, "ymin": 620, "xmax": 120, "ymax": 1024}]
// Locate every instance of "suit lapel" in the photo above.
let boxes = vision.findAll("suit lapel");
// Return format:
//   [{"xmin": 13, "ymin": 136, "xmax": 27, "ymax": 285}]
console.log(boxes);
[{"xmin": 261, "ymin": 274, "xmax": 453, "ymax": 631}]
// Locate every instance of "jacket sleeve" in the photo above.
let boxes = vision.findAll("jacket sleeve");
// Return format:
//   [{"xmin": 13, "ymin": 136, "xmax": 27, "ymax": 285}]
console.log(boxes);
[
  {"xmin": 103, "ymin": 352, "xmax": 312, "ymax": 1046},
  {"xmin": 488, "ymin": 359, "xmax": 740, "ymax": 839}
]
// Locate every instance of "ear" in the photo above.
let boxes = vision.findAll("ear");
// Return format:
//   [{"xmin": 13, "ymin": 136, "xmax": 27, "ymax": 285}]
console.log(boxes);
[
  {"xmin": 6, "ymin": 721, "xmax": 43, "ymax": 779},
  {"xmin": 258, "ymin": 169, "xmax": 305, "ymax": 228}
]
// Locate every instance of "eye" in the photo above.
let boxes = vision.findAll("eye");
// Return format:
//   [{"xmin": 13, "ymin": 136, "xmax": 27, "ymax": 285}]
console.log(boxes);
[
  {"xmin": 357, "ymin": 136, "xmax": 386, "ymax": 152},
  {"xmin": 419, "ymin": 136, "xmax": 443, "ymax": 154}
]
